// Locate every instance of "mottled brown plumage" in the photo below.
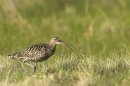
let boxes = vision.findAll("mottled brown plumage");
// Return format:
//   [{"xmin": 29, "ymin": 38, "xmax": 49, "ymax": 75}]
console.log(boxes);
[{"xmin": 8, "ymin": 37, "xmax": 76, "ymax": 73}]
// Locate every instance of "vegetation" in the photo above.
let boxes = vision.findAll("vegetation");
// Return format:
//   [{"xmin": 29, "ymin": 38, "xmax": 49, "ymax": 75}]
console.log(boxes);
[{"xmin": 0, "ymin": 0, "xmax": 130, "ymax": 86}]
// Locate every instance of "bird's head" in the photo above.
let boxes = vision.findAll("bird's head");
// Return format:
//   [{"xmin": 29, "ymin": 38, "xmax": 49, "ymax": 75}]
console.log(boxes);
[
  {"xmin": 50, "ymin": 37, "xmax": 63, "ymax": 45},
  {"xmin": 50, "ymin": 37, "xmax": 76, "ymax": 52}
]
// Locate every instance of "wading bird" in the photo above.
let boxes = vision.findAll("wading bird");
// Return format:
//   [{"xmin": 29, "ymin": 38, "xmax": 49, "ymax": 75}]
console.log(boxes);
[{"xmin": 8, "ymin": 37, "xmax": 76, "ymax": 73}]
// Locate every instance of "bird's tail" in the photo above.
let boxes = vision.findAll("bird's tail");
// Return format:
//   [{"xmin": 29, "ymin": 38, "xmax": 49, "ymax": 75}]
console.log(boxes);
[{"xmin": 7, "ymin": 54, "xmax": 18, "ymax": 59}]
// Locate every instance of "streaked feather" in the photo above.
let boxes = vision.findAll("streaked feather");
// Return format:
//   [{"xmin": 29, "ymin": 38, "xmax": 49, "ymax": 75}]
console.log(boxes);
[
  {"xmin": 8, "ymin": 43, "xmax": 56, "ymax": 62},
  {"xmin": 8, "ymin": 37, "xmax": 76, "ymax": 73}
]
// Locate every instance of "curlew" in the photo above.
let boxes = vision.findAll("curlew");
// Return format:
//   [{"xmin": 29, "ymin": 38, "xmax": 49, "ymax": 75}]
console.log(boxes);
[{"xmin": 8, "ymin": 37, "xmax": 76, "ymax": 73}]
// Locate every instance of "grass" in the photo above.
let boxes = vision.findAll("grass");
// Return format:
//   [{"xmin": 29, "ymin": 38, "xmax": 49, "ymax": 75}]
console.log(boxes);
[
  {"xmin": 1, "ymin": 53, "xmax": 130, "ymax": 86},
  {"xmin": 0, "ymin": 0, "xmax": 130, "ymax": 86}
]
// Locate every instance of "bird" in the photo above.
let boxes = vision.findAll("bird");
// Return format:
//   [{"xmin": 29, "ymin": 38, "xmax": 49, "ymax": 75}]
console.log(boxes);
[{"xmin": 8, "ymin": 37, "xmax": 76, "ymax": 73}]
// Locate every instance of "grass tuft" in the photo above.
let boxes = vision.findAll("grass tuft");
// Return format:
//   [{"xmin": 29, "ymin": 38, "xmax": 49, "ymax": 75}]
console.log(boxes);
[{"xmin": 0, "ymin": 0, "xmax": 130, "ymax": 85}]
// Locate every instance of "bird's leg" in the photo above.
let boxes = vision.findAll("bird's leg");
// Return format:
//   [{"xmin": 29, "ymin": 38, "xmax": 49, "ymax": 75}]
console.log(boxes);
[
  {"xmin": 23, "ymin": 59, "xmax": 34, "ymax": 68},
  {"xmin": 33, "ymin": 62, "xmax": 37, "ymax": 73},
  {"xmin": 23, "ymin": 59, "xmax": 33, "ymax": 68},
  {"xmin": 23, "ymin": 59, "xmax": 37, "ymax": 73}
]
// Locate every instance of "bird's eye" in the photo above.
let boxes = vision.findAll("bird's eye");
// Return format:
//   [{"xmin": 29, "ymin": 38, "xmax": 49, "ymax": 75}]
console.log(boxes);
[
  {"xmin": 55, "ymin": 38, "xmax": 58, "ymax": 40},
  {"xmin": 56, "ymin": 39, "xmax": 61, "ymax": 42}
]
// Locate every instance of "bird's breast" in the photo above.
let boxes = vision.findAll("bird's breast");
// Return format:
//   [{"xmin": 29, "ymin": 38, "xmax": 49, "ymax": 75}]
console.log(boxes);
[{"xmin": 36, "ymin": 47, "xmax": 56, "ymax": 62}]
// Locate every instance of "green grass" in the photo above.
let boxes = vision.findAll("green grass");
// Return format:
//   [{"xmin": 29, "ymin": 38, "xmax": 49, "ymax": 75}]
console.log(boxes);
[{"xmin": 0, "ymin": 0, "xmax": 130, "ymax": 86}]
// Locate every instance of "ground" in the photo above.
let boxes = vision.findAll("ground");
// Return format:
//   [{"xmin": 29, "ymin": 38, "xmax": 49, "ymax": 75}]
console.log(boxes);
[{"xmin": 0, "ymin": 0, "xmax": 130, "ymax": 86}]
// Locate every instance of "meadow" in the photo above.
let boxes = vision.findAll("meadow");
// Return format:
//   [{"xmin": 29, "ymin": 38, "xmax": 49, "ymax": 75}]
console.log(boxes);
[{"xmin": 0, "ymin": 0, "xmax": 130, "ymax": 86}]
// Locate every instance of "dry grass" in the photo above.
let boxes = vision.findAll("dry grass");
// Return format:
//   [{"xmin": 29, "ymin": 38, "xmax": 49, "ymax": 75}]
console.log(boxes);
[
  {"xmin": 0, "ymin": 0, "xmax": 130, "ymax": 86},
  {"xmin": 0, "ymin": 53, "xmax": 130, "ymax": 86}
]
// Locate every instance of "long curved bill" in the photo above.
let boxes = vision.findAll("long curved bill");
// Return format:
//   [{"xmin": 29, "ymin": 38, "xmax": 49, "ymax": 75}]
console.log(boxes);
[{"xmin": 61, "ymin": 41, "xmax": 76, "ymax": 52}]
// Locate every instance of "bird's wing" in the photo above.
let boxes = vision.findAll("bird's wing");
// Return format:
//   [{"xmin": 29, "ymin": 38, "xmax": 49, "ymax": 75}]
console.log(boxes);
[{"xmin": 8, "ymin": 44, "xmax": 48, "ymax": 59}]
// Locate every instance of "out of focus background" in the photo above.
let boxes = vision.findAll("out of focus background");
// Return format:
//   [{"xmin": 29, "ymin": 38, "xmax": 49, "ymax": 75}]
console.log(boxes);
[
  {"xmin": 0, "ymin": 0, "xmax": 130, "ymax": 56},
  {"xmin": 0, "ymin": 0, "xmax": 130, "ymax": 86}
]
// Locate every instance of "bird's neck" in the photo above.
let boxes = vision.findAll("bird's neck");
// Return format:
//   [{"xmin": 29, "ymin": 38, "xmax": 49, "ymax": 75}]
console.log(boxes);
[{"xmin": 49, "ymin": 42, "xmax": 56, "ymax": 50}]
